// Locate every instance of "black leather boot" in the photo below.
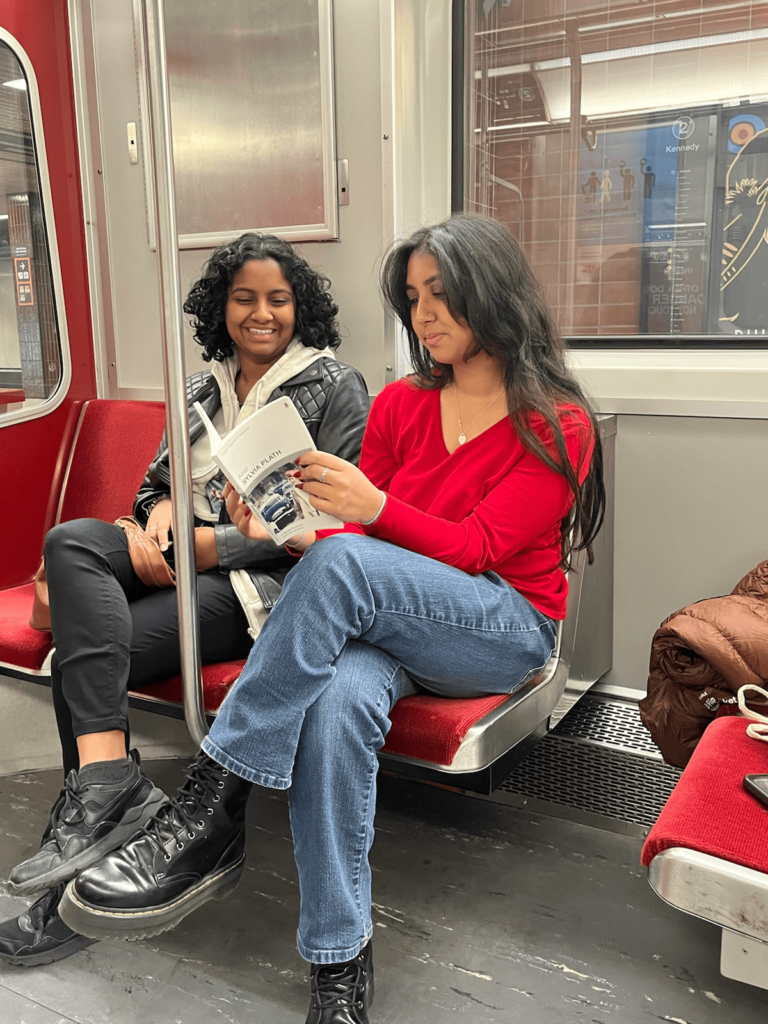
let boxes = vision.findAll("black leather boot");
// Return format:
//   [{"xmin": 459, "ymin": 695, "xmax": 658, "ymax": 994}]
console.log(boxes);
[
  {"xmin": 0, "ymin": 883, "xmax": 95, "ymax": 967},
  {"xmin": 8, "ymin": 751, "xmax": 165, "ymax": 898},
  {"xmin": 58, "ymin": 752, "xmax": 251, "ymax": 941},
  {"xmin": 306, "ymin": 941, "xmax": 374, "ymax": 1024}
]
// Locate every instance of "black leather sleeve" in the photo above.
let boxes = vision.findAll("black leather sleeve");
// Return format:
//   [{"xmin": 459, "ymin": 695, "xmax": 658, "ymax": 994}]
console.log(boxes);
[
  {"xmin": 133, "ymin": 451, "xmax": 171, "ymax": 527},
  {"xmin": 133, "ymin": 373, "xmax": 217, "ymax": 526},
  {"xmin": 312, "ymin": 365, "xmax": 370, "ymax": 466},
  {"xmin": 134, "ymin": 362, "xmax": 370, "ymax": 567},
  {"xmin": 213, "ymin": 524, "xmax": 295, "ymax": 572}
]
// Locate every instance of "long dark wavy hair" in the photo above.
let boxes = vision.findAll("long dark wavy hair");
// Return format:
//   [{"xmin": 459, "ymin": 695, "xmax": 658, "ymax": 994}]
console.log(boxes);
[
  {"xmin": 184, "ymin": 232, "xmax": 340, "ymax": 361},
  {"xmin": 380, "ymin": 214, "xmax": 605, "ymax": 566}
]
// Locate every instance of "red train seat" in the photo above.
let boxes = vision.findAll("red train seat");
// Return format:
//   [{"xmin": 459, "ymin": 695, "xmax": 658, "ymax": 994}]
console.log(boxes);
[
  {"xmin": 642, "ymin": 715, "xmax": 768, "ymax": 875},
  {"xmin": 130, "ymin": 667, "xmax": 513, "ymax": 766},
  {"xmin": 0, "ymin": 400, "xmax": 165, "ymax": 677},
  {"xmin": 2, "ymin": 397, "xmax": 598, "ymax": 793},
  {"xmin": 0, "ymin": 583, "xmax": 51, "ymax": 675},
  {"xmin": 642, "ymin": 716, "xmax": 768, "ymax": 989}
]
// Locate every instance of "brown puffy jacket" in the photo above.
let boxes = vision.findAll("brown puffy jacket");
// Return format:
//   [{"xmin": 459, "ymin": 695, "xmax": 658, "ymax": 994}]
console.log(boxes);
[{"xmin": 639, "ymin": 560, "xmax": 768, "ymax": 768}]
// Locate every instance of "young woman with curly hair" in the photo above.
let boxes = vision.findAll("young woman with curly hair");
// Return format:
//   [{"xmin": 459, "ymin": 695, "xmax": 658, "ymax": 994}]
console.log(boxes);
[
  {"xmin": 49, "ymin": 215, "xmax": 605, "ymax": 1023},
  {"xmin": 0, "ymin": 233, "xmax": 370, "ymax": 968}
]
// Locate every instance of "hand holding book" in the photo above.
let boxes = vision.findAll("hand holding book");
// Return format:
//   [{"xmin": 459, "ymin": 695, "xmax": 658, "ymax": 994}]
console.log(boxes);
[
  {"xmin": 223, "ymin": 482, "xmax": 313, "ymax": 551},
  {"xmin": 193, "ymin": 398, "xmax": 344, "ymax": 546},
  {"xmin": 293, "ymin": 452, "xmax": 385, "ymax": 525}
]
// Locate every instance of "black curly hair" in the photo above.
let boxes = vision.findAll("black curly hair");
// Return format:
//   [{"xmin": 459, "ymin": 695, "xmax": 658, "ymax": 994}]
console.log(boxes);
[{"xmin": 184, "ymin": 233, "xmax": 340, "ymax": 361}]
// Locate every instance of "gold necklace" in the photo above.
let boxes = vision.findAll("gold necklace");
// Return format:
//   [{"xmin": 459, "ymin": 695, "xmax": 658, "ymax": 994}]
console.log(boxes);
[{"xmin": 453, "ymin": 385, "xmax": 505, "ymax": 445}]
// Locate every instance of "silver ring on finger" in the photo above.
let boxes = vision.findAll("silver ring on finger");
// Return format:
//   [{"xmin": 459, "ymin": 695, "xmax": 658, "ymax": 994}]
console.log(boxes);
[{"xmin": 319, "ymin": 466, "xmax": 329, "ymax": 485}]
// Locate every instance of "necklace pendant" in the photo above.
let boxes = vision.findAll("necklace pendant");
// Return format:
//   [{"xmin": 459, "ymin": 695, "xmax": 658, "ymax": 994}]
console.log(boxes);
[{"xmin": 458, "ymin": 432, "xmax": 467, "ymax": 445}]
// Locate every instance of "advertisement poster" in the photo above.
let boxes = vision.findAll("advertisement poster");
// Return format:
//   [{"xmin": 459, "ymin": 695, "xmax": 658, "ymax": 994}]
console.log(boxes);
[
  {"xmin": 713, "ymin": 105, "xmax": 768, "ymax": 336},
  {"xmin": 578, "ymin": 115, "xmax": 713, "ymax": 333}
]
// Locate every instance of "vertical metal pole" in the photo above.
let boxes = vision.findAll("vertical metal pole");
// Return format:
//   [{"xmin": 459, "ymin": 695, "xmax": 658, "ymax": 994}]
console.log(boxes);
[
  {"xmin": 565, "ymin": 29, "xmax": 583, "ymax": 332},
  {"xmin": 141, "ymin": 0, "xmax": 207, "ymax": 746}
]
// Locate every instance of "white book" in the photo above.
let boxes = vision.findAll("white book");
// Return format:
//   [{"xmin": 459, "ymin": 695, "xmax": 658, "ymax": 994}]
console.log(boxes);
[{"xmin": 193, "ymin": 398, "xmax": 342, "ymax": 545}]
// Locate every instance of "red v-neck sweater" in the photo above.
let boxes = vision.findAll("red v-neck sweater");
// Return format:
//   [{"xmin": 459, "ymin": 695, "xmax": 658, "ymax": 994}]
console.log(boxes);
[{"xmin": 343, "ymin": 377, "xmax": 594, "ymax": 620}]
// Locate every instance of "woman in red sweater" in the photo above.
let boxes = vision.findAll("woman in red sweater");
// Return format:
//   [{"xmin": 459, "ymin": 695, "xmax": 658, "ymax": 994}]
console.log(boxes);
[{"xmin": 58, "ymin": 215, "xmax": 604, "ymax": 1024}]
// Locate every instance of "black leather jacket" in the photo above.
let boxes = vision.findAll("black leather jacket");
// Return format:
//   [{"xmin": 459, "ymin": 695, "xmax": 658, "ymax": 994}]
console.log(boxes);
[{"xmin": 133, "ymin": 357, "xmax": 370, "ymax": 575}]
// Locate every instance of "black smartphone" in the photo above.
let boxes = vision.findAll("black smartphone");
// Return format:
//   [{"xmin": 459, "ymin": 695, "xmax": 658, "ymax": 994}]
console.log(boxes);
[{"xmin": 743, "ymin": 774, "xmax": 768, "ymax": 808}]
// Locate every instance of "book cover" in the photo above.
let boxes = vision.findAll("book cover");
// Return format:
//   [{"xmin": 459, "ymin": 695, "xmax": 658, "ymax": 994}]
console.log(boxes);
[{"xmin": 193, "ymin": 398, "xmax": 342, "ymax": 545}]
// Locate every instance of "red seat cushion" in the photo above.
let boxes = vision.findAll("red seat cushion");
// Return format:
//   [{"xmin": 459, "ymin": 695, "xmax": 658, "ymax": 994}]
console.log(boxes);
[
  {"xmin": 131, "ymin": 661, "xmax": 247, "ymax": 714},
  {"xmin": 641, "ymin": 716, "xmax": 768, "ymax": 875},
  {"xmin": 132, "ymin": 665, "xmax": 511, "ymax": 767},
  {"xmin": 59, "ymin": 400, "xmax": 166, "ymax": 524},
  {"xmin": 0, "ymin": 583, "xmax": 53, "ymax": 671},
  {"xmin": 383, "ymin": 693, "xmax": 510, "ymax": 764}
]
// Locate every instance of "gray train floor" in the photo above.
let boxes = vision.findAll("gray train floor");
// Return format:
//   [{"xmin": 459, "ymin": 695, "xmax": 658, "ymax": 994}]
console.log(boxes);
[{"xmin": 1, "ymin": 759, "xmax": 766, "ymax": 1024}]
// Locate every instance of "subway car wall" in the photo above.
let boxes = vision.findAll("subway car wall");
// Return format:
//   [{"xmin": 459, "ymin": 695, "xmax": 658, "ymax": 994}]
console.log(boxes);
[{"xmin": 0, "ymin": 0, "xmax": 95, "ymax": 588}]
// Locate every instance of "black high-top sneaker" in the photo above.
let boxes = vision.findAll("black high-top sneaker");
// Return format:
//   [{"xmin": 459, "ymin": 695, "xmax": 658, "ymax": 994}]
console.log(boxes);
[
  {"xmin": 8, "ymin": 751, "xmax": 166, "ymax": 898},
  {"xmin": 0, "ymin": 884, "xmax": 95, "ymax": 967},
  {"xmin": 306, "ymin": 942, "xmax": 374, "ymax": 1024},
  {"xmin": 58, "ymin": 752, "xmax": 251, "ymax": 941}
]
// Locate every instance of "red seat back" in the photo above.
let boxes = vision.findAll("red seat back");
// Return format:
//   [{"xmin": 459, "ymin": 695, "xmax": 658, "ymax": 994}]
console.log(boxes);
[
  {"xmin": 58, "ymin": 400, "xmax": 166, "ymax": 524},
  {"xmin": 0, "ymin": 400, "xmax": 166, "ymax": 674}
]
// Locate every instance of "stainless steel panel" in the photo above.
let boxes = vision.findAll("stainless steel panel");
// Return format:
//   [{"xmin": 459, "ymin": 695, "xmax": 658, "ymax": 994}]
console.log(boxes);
[
  {"xmin": 649, "ymin": 847, "xmax": 768, "ymax": 944},
  {"xmin": 721, "ymin": 928, "xmax": 768, "ymax": 991},
  {"xmin": 337, "ymin": 157, "xmax": 349, "ymax": 205},
  {"xmin": 162, "ymin": 0, "xmax": 337, "ymax": 243},
  {"xmin": 563, "ymin": 413, "xmax": 615, "ymax": 697}
]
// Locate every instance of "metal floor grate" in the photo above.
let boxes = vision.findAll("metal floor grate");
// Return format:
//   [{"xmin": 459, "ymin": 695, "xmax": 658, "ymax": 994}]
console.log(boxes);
[
  {"xmin": 492, "ymin": 698, "xmax": 682, "ymax": 831},
  {"xmin": 550, "ymin": 695, "xmax": 662, "ymax": 754}
]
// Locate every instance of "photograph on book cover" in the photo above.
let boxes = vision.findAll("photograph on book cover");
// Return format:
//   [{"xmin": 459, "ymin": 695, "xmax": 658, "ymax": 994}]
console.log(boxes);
[{"xmin": 245, "ymin": 461, "xmax": 323, "ymax": 541}]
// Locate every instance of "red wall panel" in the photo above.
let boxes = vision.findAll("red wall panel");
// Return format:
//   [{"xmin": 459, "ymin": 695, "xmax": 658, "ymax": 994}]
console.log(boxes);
[{"xmin": 0, "ymin": 0, "xmax": 96, "ymax": 587}]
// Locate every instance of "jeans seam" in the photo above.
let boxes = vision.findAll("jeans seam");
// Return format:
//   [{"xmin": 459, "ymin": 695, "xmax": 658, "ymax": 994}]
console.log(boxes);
[
  {"xmin": 373, "ymin": 608, "xmax": 553, "ymax": 635},
  {"xmin": 348, "ymin": 667, "xmax": 398, "ymax": 948}
]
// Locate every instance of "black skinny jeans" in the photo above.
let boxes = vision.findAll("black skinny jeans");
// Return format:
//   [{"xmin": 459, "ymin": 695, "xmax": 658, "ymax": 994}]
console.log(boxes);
[{"xmin": 45, "ymin": 519, "xmax": 253, "ymax": 776}]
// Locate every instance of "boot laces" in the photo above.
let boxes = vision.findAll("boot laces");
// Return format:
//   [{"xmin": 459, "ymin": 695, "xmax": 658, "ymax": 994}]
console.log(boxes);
[
  {"xmin": 47, "ymin": 776, "xmax": 90, "ymax": 846},
  {"xmin": 135, "ymin": 756, "xmax": 227, "ymax": 860},
  {"xmin": 313, "ymin": 954, "xmax": 368, "ymax": 1011}
]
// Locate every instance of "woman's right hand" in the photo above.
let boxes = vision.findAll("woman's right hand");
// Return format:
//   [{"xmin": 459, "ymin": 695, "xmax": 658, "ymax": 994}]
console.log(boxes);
[
  {"xmin": 146, "ymin": 496, "xmax": 173, "ymax": 552},
  {"xmin": 223, "ymin": 482, "xmax": 314, "ymax": 552},
  {"xmin": 223, "ymin": 483, "xmax": 271, "ymax": 543}
]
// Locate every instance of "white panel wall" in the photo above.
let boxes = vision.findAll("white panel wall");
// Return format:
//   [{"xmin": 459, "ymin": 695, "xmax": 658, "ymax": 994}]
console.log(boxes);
[{"xmin": 599, "ymin": 414, "xmax": 768, "ymax": 697}]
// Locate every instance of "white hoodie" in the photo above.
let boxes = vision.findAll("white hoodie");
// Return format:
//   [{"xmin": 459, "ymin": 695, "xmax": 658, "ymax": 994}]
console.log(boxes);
[{"xmin": 190, "ymin": 338, "xmax": 337, "ymax": 522}]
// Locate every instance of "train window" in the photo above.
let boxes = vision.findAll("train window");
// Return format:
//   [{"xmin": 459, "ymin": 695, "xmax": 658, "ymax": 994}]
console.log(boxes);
[
  {"xmin": 457, "ymin": 0, "xmax": 768, "ymax": 346},
  {"xmin": 0, "ymin": 38, "xmax": 62, "ymax": 415}
]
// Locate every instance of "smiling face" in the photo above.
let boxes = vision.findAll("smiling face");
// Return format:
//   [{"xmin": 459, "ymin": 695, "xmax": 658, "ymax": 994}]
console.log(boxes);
[
  {"xmin": 405, "ymin": 251, "xmax": 476, "ymax": 365},
  {"xmin": 224, "ymin": 258, "xmax": 296, "ymax": 371}
]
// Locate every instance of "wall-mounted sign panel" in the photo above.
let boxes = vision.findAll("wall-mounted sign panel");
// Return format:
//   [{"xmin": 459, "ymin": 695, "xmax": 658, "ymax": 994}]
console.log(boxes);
[{"xmin": 159, "ymin": 0, "xmax": 338, "ymax": 248}]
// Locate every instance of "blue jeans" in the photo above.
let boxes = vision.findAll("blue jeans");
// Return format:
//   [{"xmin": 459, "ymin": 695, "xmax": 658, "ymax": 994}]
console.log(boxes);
[{"xmin": 202, "ymin": 534, "xmax": 555, "ymax": 963}]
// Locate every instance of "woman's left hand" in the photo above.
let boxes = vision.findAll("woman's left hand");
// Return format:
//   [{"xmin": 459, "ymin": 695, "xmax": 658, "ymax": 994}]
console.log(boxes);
[
  {"xmin": 295, "ymin": 452, "xmax": 384, "ymax": 524},
  {"xmin": 194, "ymin": 527, "xmax": 219, "ymax": 572}
]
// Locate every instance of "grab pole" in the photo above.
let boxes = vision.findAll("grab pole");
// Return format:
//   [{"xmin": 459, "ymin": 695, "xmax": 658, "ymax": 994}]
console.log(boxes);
[{"xmin": 141, "ymin": 0, "xmax": 208, "ymax": 746}]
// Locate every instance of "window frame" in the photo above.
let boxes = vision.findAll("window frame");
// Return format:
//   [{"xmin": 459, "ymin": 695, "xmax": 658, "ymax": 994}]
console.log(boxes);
[
  {"xmin": 0, "ymin": 27, "xmax": 72, "ymax": 428},
  {"xmin": 451, "ymin": 0, "xmax": 768, "ymax": 352}
]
